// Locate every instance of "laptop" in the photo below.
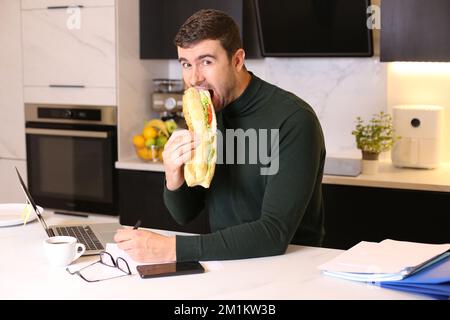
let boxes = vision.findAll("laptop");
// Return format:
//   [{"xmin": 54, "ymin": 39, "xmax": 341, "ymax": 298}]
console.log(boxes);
[{"xmin": 15, "ymin": 167, "xmax": 121, "ymax": 256}]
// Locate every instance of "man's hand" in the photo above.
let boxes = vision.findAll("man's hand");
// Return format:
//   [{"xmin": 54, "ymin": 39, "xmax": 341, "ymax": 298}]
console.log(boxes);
[
  {"xmin": 114, "ymin": 228, "xmax": 176, "ymax": 263},
  {"xmin": 162, "ymin": 129, "xmax": 198, "ymax": 191}
]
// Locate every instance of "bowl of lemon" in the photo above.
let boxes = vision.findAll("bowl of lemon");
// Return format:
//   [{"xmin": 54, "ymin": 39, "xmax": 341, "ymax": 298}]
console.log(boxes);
[{"xmin": 133, "ymin": 119, "xmax": 177, "ymax": 162}]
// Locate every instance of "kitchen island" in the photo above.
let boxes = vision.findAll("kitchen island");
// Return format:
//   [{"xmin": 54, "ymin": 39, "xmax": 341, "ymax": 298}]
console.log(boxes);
[{"xmin": 0, "ymin": 211, "xmax": 431, "ymax": 300}]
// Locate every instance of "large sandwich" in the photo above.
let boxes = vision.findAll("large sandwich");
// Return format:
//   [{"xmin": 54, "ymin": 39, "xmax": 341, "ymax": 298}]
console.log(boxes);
[{"xmin": 182, "ymin": 87, "xmax": 217, "ymax": 188}]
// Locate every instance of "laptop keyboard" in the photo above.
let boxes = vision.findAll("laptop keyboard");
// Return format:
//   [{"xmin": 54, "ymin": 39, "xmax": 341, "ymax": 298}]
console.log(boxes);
[{"xmin": 55, "ymin": 226, "xmax": 104, "ymax": 251}]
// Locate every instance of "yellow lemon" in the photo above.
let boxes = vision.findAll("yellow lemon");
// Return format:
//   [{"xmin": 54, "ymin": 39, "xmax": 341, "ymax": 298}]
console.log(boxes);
[
  {"xmin": 142, "ymin": 126, "xmax": 158, "ymax": 139},
  {"xmin": 132, "ymin": 135, "xmax": 145, "ymax": 148}
]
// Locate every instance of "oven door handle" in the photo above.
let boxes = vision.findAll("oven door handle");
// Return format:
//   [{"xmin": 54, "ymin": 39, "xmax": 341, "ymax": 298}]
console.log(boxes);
[{"xmin": 25, "ymin": 128, "xmax": 108, "ymax": 139}]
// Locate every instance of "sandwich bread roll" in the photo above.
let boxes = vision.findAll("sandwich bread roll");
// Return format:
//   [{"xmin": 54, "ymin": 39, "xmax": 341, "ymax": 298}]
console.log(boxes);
[{"xmin": 182, "ymin": 87, "xmax": 217, "ymax": 188}]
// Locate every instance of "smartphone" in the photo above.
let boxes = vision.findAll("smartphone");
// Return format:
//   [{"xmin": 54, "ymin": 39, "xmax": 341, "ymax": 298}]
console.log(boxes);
[{"xmin": 137, "ymin": 261, "xmax": 205, "ymax": 279}]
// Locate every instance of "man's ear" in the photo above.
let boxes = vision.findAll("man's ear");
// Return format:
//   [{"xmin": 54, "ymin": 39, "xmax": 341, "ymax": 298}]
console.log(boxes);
[{"xmin": 233, "ymin": 48, "xmax": 246, "ymax": 72}]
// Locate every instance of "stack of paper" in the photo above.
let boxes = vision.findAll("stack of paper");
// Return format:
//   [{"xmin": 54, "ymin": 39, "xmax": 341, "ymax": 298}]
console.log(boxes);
[{"xmin": 318, "ymin": 239, "xmax": 450, "ymax": 299}]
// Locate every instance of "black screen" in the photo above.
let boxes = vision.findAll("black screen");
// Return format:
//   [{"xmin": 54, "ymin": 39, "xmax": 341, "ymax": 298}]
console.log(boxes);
[
  {"xmin": 140, "ymin": 0, "xmax": 242, "ymax": 59},
  {"xmin": 256, "ymin": 0, "xmax": 373, "ymax": 57},
  {"xmin": 137, "ymin": 262, "xmax": 205, "ymax": 278},
  {"xmin": 35, "ymin": 136, "xmax": 106, "ymax": 201}
]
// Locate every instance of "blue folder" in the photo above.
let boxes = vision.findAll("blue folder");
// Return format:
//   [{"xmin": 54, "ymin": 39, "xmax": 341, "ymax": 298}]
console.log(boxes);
[{"xmin": 378, "ymin": 254, "xmax": 450, "ymax": 300}]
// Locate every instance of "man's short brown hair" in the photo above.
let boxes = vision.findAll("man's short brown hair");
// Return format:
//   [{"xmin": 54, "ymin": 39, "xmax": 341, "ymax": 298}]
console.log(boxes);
[{"xmin": 174, "ymin": 9, "xmax": 243, "ymax": 59}]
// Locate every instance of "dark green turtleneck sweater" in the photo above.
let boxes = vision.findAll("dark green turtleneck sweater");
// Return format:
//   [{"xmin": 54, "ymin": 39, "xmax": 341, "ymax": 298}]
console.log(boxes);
[{"xmin": 164, "ymin": 73, "xmax": 326, "ymax": 261}]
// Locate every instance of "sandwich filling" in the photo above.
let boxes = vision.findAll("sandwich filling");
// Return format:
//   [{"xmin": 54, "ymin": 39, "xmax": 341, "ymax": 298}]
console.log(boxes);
[
  {"xmin": 200, "ymin": 90, "xmax": 213, "ymax": 129},
  {"xmin": 198, "ymin": 89, "xmax": 216, "ymax": 181}
]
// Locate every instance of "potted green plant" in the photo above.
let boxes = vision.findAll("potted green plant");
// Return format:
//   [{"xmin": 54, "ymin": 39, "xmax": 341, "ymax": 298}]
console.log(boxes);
[{"xmin": 352, "ymin": 111, "xmax": 399, "ymax": 174}]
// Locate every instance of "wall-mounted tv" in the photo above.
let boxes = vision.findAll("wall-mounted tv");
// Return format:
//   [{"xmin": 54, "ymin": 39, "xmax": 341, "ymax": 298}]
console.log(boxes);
[{"xmin": 255, "ymin": 0, "xmax": 373, "ymax": 57}]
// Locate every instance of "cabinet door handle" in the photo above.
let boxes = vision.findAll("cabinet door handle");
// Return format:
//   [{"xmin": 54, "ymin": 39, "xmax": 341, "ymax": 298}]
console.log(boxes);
[
  {"xmin": 47, "ymin": 5, "xmax": 84, "ymax": 9},
  {"xmin": 49, "ymin": 85, "xmax": 85, "ymax": 88},
  {"xmin": 26, "ymin": 128, "xmax": 108, "ymax": 139}
]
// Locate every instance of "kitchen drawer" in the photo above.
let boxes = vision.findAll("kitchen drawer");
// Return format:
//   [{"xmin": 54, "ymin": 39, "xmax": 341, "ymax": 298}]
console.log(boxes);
[
  {"xmin": 21, "ymin": 0, "xmax": 114, "ymax": 10},
  {"xmin": 24, "ymin": 86, "xmax": 116, "ymax": 105},
  {"xmin": 22, "ymin": 6, "xmax": 116, "ymax": 88}
]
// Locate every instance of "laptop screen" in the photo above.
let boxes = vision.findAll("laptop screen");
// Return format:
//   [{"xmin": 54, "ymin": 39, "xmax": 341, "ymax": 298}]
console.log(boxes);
[{"xmin": 15, "ymin": 167, "xmax": 51, "ymax": 237}]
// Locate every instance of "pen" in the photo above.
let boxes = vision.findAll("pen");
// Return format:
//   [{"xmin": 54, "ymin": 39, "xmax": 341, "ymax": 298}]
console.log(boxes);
[{"xmin": 133, "ymin": 220, "xmax": 142, "ymax": 230}]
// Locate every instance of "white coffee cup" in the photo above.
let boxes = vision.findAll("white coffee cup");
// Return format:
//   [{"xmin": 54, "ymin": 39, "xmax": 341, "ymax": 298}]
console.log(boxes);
[{"xmin": 43, "ymin": 236, "xmax": 86, "ymax": 267}]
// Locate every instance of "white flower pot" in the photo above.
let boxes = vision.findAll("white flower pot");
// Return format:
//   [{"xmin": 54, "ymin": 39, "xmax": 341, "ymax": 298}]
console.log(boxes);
[{"xmin": 362, "ymin": 159, "xmax": 379, "ymax": 175}]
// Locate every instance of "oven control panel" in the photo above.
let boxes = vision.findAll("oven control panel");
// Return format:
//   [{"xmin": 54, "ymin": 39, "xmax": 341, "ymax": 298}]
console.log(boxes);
[
  {"xmin": 37, "ymin": 108, "xmax": 101, "ymax": 121},
  {"xmin": 25, "ymin": 103, "xmax": 117, "ymax": 126}
]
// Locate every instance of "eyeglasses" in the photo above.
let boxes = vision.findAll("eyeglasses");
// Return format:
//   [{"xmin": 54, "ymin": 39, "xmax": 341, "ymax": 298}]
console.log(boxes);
[{"xmin": 66, "ymin": 251, "xmax": 132, "ymax": 283}]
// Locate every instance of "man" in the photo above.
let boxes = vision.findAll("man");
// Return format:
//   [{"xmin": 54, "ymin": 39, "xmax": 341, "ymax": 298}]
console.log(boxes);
[{"xmin": 115, "ymin": 9, "xmax": 326, "ymax": 263}]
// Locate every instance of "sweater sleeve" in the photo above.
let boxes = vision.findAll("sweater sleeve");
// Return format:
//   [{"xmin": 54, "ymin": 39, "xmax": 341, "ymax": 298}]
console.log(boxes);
[
  {"xmin": 163, "ymin": 181, "xmax": 206, "ymax": 226},
  {"xmin": 176, "ymin": 110, "xmax": 325, "ymax": 261}
]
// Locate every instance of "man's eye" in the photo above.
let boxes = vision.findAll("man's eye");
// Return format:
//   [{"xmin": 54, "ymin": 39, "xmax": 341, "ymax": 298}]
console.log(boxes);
[
  {"xmin": 182, "ymin": 62, "xmax": 191, "ymax": 69},
  {"xmin": 202, "ymin": 60, "xmax": 212, "ymax": 66}
]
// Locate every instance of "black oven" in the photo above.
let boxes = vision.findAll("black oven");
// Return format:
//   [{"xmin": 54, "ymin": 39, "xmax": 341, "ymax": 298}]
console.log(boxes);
[{"xmin": 25, "ymin": 104, "xmax": 118, "ymax": 215}]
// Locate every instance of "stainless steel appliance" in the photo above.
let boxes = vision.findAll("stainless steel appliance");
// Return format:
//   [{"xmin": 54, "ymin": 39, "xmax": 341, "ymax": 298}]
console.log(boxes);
[
  {"xmin": 25, "ymin": 103, "xmax": 118, "ymax": 215},
  {"xmin": 151, "ymin": 79, "xmax": 186, "ymax": 129}
]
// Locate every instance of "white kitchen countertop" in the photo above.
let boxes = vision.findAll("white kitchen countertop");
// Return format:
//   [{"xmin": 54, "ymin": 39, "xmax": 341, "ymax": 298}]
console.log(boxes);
[
  {"xmin": 323, "ymin": 160, "xmax": 450, "ymax": 192},
  {"xmin": 116, "ymin": 157, "xmax": 165, "ymax": 172},
  {"xmin": 0, "ymin": 210, "xmax": 430, "ymax": 300},
  {"xmin": 116, "ymin": 158, "xmax": 450, "ymax": 193}
]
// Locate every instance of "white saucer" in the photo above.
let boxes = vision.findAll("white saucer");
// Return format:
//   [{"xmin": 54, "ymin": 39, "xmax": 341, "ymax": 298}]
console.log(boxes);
[{"xmin": 0, "ymin": 203, "xmax": 43, "ymax": 227}]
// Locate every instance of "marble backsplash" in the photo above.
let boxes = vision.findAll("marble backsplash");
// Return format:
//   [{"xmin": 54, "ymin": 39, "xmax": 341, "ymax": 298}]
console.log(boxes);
[{"xmin": 169, "ymin": 57, "xmax": 387, "ymax": 157}]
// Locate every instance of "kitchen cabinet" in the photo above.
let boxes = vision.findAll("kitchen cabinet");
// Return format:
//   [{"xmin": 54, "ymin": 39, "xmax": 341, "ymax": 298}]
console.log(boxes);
[
  {"xmin": 0, "ymin": 0, "xmax": 26, "ymax": 201},
  {"xmin": 0, "ymin": 0, "xmax": 26, "ymax": 159},
  {"xmin": 118, "ymin": 169, "xmax": 210, "ymax": 234},
  {"xmin": 21, "ymin": 1, "xmax": 116, "ymax": 105},
  {"xmin": 21, "ymin": 0, "xmax": 114, "ymax": 9},
  {"xmin": 381, "ymin": 0, "xmax": 450, "ymax": 62},
  {"xmin": 322, "ymin": 184, "xmax": 450, "ymax": 250},
  {"xmin": 139, "ymin": 0, "xmax": 261, "ymax": 59}
]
